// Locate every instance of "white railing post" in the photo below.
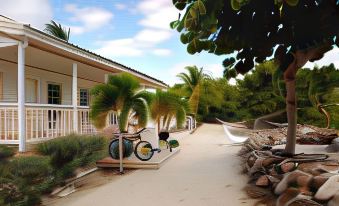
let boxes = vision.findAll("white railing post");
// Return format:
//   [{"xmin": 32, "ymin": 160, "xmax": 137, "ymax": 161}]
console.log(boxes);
[
  {"xmin": 18, "ymin": 41, "xmax": 27, "ymax": 152},
  {"xmin": 72, "ymin": 63, "xmax": 78, "ymax": 133}
]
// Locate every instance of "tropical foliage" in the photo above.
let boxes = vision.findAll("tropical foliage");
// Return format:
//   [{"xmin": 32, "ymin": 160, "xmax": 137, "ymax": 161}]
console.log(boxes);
[
  {"xmin": 177, "ymin": 66, "xmax": 209, "ymax": 116},
  {"xmin": 90, "ymin": 73, "xmax": 152, "ymax": 132},
  {"xmin": 150, "ymin": 89, "xmax": 189, "ymax": 131},
  {"xmin": 191, "ymin": 62, "xmax": 339, "ymax": 129},
  {"xmin": 171, "ymin": 0, "xmax": 339, "ymax": 154},
  {"xmin": 44, "ymin": 20, "xmax": 71, "ymax": 42}
]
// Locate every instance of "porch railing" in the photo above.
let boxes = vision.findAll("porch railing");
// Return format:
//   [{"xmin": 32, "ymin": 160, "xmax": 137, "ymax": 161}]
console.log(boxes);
[{"xmin": 0, "ymin": 103, "xmax": 118, "ymax": 144}]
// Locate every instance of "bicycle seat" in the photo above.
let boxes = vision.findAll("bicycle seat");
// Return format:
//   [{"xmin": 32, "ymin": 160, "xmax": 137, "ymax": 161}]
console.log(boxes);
[{"xmin": 159, "ymin": 131, "xmax": 169, "ymax": 141}]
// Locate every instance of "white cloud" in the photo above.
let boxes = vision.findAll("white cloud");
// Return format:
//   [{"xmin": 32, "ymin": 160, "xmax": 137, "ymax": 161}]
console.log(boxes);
[
  {"xmin": 95, "ymin": 0, "xmax": 176, "ymax": 58},
  {"xmin": 0, "ymin": 0, "xmax": 53, "ymax": 29},
  {"xmin": 95, "ymin": 29, "xmax": 172, "ymax": 58},
  {"xmin": 115, "ymin": 3, "xmax": 127, "ymax": 10},
  {"xmin": 135, "ymin": 29, "xmax": 172, "ymax": 44},
  {"xmin": 64, "ymin": 4, "xmax": 113, "ymax": 35},
  {"xmin": 95, "ymin": 38, "xmax": 143, "ymax": 57},
  {"xmin": 136, "ymin": 0, "xmax": 179, "ymax": 31},
  {"xmin": 304, "ymin": 47, "xmax": 339, "ymax": 69},
  {"xmin": 152, "ymin": 49, "xmax": 172, "ymax": 56}
]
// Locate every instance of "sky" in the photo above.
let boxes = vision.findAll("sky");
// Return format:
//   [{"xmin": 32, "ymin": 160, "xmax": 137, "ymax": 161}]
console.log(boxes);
[{"xmin": 0, "ymin": 0, "xmax": 338, "ymax": 86}]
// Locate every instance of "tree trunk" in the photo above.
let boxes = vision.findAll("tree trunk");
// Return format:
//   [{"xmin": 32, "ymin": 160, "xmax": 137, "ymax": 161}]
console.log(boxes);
[
  {"xmin": 281, "ymin": 44, "xmax": 332, "ymax": 155},
  {"xmin": 317, "ymin": 104, "xmax": 331, "ymax": 128},
  {"xmin": 157, "ymin": 119, "xmax": 161, "ymax": 134},
  {"xmin": 283, "ymin": 60, "xmax": 298, "ymax": 155},
  {"xmin": 165, "ymin": 116, "xmax": 173, "ymax": 131}
]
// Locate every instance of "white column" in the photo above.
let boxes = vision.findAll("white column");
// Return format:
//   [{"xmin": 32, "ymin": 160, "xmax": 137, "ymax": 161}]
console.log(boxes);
[
  {"xmin": 18, "ymin": 42, "xmax": 26, "ymax": 152},
  {"xmin": 72, "ymin": 63, "xmax": 78, "ymax": 133},
  {"xmin": 104, "ymin": 74, "xmax": 109, "ymax": 83}
]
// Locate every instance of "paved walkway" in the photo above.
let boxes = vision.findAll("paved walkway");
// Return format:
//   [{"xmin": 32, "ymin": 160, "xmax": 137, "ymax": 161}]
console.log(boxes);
[{"xmin": 50, "ymin": 124, "xmax": 254, "ymax": 206}]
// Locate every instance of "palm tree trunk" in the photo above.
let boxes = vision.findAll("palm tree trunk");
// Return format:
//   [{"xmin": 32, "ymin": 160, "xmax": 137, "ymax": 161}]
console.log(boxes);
[
  {"xmin": 317, "ymin": 104, "xmax": 331, "ymax": 128},
  {"xmin": 157, "ymin": 119, "xmax": 161, "ymax": 134},
  {"xmin": 284, "ymin": 62, "xmax": 298, "ymax": 155},
  {"xmin": 162, "ymin": 115, "xmax": 168, "ymax": 129},
  {"xmin": 189, "ymin": 85, "xmax": 200, "ymax": 116},
  {"xmin": 165, "ymin": 116, "xmax": 173, "ymax": 131}
]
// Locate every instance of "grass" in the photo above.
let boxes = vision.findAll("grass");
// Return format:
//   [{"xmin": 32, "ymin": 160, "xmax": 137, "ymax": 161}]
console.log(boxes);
[{"xmin": 0, "ymin": 134, "xmax": 108, "ymax": 206}]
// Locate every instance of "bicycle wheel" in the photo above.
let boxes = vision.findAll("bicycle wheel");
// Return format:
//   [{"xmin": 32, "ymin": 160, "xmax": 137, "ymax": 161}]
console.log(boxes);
[
  {"xmin": 134, "ymin": 141, "xmax": 154, "ymax": 161},
  {"xmin": 109, "ymin": 139, "xmax": 133, "ymax": 160}
]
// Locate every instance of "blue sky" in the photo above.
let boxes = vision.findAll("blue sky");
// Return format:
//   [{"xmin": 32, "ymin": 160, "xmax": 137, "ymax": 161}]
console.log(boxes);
[
  {"xmin": 0, "ymin": 0, "xmax": 226, "ymax": 85},
  {"xmin": 0, "ymin": 0, "xmax": 338, "ymax": 85}
]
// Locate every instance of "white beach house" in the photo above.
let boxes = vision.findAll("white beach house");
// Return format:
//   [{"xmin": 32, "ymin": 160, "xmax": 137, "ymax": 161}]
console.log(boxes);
[{"xmin": 0, "ymin": 16, "xmax": 167, "ymax": 152}]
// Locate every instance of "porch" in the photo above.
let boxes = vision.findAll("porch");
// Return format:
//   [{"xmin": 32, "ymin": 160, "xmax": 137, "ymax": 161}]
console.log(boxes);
[
  {"xmin": 0, "ymin": 103, "xmax": 117, "ymax": 144},
  {"xmin": 0, "ymin": 16, "xmax": 168, "ymax": 152}
]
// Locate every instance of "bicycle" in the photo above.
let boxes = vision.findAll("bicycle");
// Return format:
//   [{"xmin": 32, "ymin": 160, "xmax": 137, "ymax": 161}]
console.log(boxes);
[
  {"xmin": 134, "ymin": 131, "xmax": 173, "ymax": 161},
  {"xmin": 108, "ymin": 129, "xmax": 173, "ymax": 162}
]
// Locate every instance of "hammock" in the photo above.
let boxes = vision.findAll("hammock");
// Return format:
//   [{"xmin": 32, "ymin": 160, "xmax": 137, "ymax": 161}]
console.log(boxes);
[{"xmin": 216, "ymin": 118, "xmax": 250, "ymax": 143}]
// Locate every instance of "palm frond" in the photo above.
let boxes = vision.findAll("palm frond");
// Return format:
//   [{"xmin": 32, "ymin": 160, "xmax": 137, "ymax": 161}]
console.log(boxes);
[{"xmin": 44, "ymin": 20, "xmax": 70, "ymax": 41}]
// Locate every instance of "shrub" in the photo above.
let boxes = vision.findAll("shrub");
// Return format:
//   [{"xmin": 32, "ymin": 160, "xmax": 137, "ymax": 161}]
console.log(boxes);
[
  {"xmin": 0, "ymin": 145, "xmax": 15, "ymax": 160},
  {"xmin": 37, "ymin": 134, "xmax": 107, "ymax": 167},
  {"xmin": 10, "ymin": 156, "xmax": 52, "ymax": 181}
]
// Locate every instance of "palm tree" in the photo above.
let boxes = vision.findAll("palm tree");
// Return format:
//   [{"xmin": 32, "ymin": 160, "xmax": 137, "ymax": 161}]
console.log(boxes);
[
  {"xmin": 90, "ymin": 73, "xmax": 153, "ymax": 132},
  {"xmin": 150, "ymin": 90, "xmax": 189, "ymax": 132},
  {"xmin": 44, "ymin": 20, "xmax": 70, "ymax": 42},
  {"xmin": 177, "ymin": 66, "xmax": 208, "ymax": 116}
]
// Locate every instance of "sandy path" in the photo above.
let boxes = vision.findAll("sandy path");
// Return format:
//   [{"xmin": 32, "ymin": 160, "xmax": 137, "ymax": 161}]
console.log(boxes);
[{"xmin": 49, "ymin": 124, "xmax": 254, "ymax": 206}]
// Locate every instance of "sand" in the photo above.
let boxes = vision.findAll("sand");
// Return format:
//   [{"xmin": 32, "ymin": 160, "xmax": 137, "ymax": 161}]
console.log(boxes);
[{"xmin": 46, "ymin": 124, "xmax": 255, "ymax": 206}]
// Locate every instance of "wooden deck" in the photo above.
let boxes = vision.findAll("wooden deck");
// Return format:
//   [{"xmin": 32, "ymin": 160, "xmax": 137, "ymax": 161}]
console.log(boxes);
[{"xmin": 96, "ymin": 148, "xmax": 180, "ymax": 169}]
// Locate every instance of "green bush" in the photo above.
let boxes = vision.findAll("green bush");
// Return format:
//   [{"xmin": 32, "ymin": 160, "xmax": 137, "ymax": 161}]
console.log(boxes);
[
  {"xmin": 37, "ymin": 134, "xmax": 107, "ymax": 167},
  {"xmin": 10, "ymin": 156, "xmax": 52, "ymax": 181},
  {"xmin": 0, "ymin": 145, "xmax": 15, "ymax": 160}
]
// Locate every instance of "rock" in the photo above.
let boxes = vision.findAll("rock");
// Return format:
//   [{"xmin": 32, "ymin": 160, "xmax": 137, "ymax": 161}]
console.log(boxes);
[
  {"xmin": 296, "ymin": 175, "xmax": 313, "ymax": 196},
  {"xmin": 289, "ymin": 197, "xmax": 322, "ymax": 206},
  {"xmin": 296, "ymin": 175, "xmax": 312, "ymax": 187},
  {"xmin": 247, "ymin": 155, "xmax": 256, "ymax": 168},
  {"xmin": 275, "ymin": 170, "xmax": 312, "ymax": 195},
  {"xmin": 244, "ymin": 185, "xmax": 271, "ymax": 199},
  {"xmin": 298, "ymin": 161, "xmax": 339, "ymax": 175},
  {"xmin": 276, "ymin": 188, "xmax": 300, "ymax": 206},
  {"xmin": 326, "ymin": 137, "xmax": 339, "ymax": 153},
  {"xmin": 263, "ymin": 157, "xmax": 282, "ymax": 167},
  {"xmin": 256, "ymin": 175, "xmax": 280, "ymax": 187},
  {"xmin": 310, "ymin": 176, "xmax": 329, "ymax": 191},
  {"xmin": 328, "ymin": 192, "xmax": 339, "ymax": 206},
  {"xmin": 314, "ymin": 174, "xmax": 339, "ymax": 201},
  {"xmin": 256, "ymin": 175, "xmax": 270, "ymax": 187},
  {"xmin": 281, "ymin": 162, "xmax": 297, "ymax": 173}
]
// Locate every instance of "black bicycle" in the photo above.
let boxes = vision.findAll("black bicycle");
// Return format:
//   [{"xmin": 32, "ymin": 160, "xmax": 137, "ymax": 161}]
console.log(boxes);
[
  {"xmin": 134, "ymin": 131, "xmax": 172, "ymax": 161},
  {"xmin": 109, "ymin": 129, "xmax": 172, "ymax": 161}
]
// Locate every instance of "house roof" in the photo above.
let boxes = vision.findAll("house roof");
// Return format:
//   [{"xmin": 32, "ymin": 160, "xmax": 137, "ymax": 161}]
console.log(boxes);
[{"xmin": 0, "ymin": 15, "xmax": 168, "ymax": 88}]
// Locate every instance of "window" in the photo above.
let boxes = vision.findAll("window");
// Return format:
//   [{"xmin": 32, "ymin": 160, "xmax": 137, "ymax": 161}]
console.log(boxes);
[
  {"xmin": 25, "ymin": 78, "xmax": 38, "ymax": 103},
  {"xmin": 79, "ymin": 89, "xmax": 89, "ymax": 106},
  {"xmin": 48, "ymin": 84, "xmax": 61, "ymax": 105}
]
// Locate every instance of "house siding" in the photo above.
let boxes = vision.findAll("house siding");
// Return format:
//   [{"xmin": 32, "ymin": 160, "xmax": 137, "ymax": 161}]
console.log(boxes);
[{"xmin": 0, "ymin": 59, "xmax": 99, "ymax": 105}]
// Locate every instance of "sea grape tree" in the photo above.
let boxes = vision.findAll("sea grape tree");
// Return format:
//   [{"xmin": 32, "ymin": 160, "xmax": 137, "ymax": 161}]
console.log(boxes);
[{"xmin": 171, "ymin": 0, "xmax": 339, "ymax": 154}]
